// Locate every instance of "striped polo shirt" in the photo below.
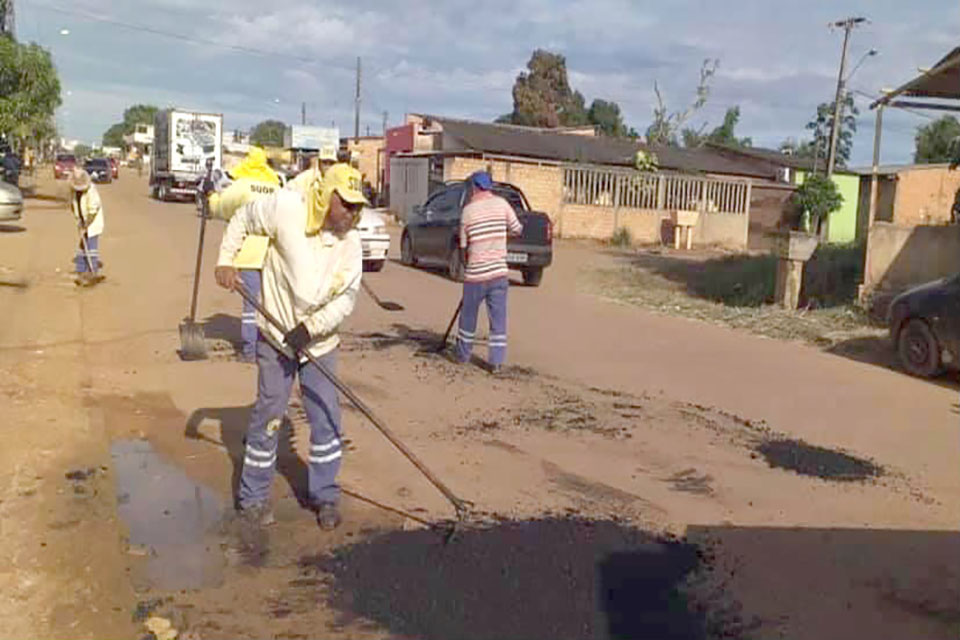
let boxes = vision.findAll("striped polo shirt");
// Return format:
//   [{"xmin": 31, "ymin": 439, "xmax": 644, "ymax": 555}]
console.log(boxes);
[{"xmin": 459, "ymin": 192, "xmax": 523, "ymax": 282}]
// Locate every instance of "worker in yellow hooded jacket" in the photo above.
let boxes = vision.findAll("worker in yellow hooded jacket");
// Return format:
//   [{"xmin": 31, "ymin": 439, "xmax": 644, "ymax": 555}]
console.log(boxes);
[
  {"xmin": 208, "ymin": 147, "xmax": 282, "ymax": 361},
  {"xmin": 214, "ymin": 163, "xmax": 367, "ymax": 533}
]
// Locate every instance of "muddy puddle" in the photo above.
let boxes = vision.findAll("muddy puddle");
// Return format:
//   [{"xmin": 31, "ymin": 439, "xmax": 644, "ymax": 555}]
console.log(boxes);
[
  {"xmin": 297, "ymin": 517, "xmax": 746, "ymax": 640},
  {"xmin": 111, "ymin": 439, "xmax": 225, "ymax": 591}
]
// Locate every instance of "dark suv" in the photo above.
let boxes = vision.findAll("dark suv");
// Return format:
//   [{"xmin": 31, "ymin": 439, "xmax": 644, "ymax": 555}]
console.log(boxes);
[{"xmin": 400, "ymin": 181, "xmax": 553, "ymax": 286}]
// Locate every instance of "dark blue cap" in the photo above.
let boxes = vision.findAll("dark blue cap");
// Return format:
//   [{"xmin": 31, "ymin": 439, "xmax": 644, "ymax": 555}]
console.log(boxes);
[{"xmin": 469, "ymin": 171, "xmax": 493, "ymax": 190}]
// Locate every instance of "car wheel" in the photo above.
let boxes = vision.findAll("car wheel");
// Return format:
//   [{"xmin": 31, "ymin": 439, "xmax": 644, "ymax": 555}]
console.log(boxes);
[
  {"xmin": 401, "ymin": 233, "xmax": 417, "ymax": 266},
  {"xmin": 897, "ymin": 318, "xmax": 942, "ymax": 378},
  {"xmin": 364, "ymin": 259, "xmax": 385, "ymax": 273},
  {"xmin": 447, "ymin": 244, "xmax": 464, "ymax": 282},
  {"xmin": 522, "ymin": 267, "xmax": 544, "ymax": 287},
  {"xmin": 158, "ymin": 183, "xmax": 168, "ymax": 202}
]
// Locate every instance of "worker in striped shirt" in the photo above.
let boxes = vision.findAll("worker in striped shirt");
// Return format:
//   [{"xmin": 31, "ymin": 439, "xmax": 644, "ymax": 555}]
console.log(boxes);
[{"xmin": 456, "ymin": 171, "xmax": 523, "ymax": 373}]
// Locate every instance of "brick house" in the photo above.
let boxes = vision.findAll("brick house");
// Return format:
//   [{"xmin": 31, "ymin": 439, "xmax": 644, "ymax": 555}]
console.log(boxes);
[{"xmin": 388, "ymin": 115, "xmax": 776, "ymax": 249}]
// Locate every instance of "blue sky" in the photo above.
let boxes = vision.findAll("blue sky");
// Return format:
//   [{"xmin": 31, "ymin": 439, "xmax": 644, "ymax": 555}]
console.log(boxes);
[{"xmin": 16, "ymin": 0, "xmax": 959, "ymax": 166}]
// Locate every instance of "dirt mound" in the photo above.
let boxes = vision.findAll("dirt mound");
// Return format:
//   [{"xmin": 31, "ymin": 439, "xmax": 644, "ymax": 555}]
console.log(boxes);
[
  {"xmin": 304, "ymin": 517, "xmax": 736, "ymax": 640},
  {"xmin": 755, "ymin": 438, "xmax": 883, "ymax": 481}
]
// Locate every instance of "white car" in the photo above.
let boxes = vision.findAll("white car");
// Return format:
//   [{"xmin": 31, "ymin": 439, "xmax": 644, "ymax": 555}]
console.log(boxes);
[
  {"xmin": 357, "ymin": 208, "xmax": 390, "ymax": 272},
  {"xmin": 0, "ymin": 181, "xmax": 23, "ymax": 222}
]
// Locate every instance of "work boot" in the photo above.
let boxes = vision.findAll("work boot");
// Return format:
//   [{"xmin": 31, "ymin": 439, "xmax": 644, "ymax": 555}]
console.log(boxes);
[
  {"xmin": 489, "ymin": 364, "xmax": 504, "ymax": 376},
  {"xmin": 315, "ymin": 502, "xmax": 342, "ymax": 531},
  {"xmin": 239, "ymin": 503, "xmax": 276, "ymax": 527}
]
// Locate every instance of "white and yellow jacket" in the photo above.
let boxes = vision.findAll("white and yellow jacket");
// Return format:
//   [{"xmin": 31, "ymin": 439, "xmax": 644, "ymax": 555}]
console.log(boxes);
[
  {"xmin": 71, "ymin": 186, "xmax": 104, "ymax": 237},
  {"xmin": 217, "ymin": 189, "xmax": 362, "ymax": 360}
]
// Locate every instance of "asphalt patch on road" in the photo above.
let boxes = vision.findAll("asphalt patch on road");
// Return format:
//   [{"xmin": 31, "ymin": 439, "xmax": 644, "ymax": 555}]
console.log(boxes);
[
  {"xmin": 754, "ymin": 438, "xmax": 883, "ymax": 482},
  {"xmin": 306, "ymin": 517, "xmax": 740, "ymax": 640}
]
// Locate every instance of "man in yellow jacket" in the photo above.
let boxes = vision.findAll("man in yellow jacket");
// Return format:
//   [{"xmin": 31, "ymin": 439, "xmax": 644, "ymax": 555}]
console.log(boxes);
[
  {"xmin": 209, "ymin": 147, "xmax": 282, "ymax": 362},
  {"xmin": 215, "ymin": 163, "xmax": 366, "ymax": 532}
]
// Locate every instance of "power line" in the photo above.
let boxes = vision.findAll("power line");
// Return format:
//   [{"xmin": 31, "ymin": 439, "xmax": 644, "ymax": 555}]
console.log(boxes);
[
  {"xmin": 850, "ymin": 88, "xmax": 937, "ymax": 121},
  {"xmin": 28, "ymin": 0, "xmax": 353, "ymax": 71}
]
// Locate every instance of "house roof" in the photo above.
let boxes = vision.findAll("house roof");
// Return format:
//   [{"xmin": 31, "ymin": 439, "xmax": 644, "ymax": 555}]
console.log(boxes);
[
  {"xmin": 422, "ymin": 116, "xmax": 768, "ymax": 178},
  {"xmin": 872, "ymin": 47, "xmax": 960, "ymax": 108},
  {"xmin": 705, "ymin": 143, "xmax": 818, "ymax": 171},
  {"xmin": 846, "ymin": 162, "xmax": 954, "ymax": 176}
]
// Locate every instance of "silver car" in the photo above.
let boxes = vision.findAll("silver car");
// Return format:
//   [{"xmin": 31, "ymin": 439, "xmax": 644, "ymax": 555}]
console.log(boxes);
[{"xmin": 0, "ymin": 181, "xmax": 23, "ymax": 221}]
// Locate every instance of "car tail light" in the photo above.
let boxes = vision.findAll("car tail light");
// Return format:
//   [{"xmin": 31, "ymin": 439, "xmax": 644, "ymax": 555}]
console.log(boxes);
[{"xmin": 546, "ymin": 219, "xmax": 553, "ymax": 242}]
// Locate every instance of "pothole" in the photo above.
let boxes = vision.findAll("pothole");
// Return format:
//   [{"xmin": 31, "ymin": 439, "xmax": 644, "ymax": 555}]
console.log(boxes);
[{"xmin": 753, "ymin": 438, "xmax": 883, "ymax": 482}]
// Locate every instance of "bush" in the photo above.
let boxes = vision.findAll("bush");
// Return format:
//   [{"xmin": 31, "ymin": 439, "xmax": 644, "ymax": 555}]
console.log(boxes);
[
  {"xmin": 793, "ymin": 174, "xmax": 843, "ymax": 232},
  {"xmin": 611, "ymin": 227, "xmax": 633, "ymax": 247}
]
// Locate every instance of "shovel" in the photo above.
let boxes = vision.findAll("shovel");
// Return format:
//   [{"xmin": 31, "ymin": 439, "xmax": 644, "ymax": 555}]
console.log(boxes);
[
  {"xmin": 235, "ymin": 283, "xmax": 471, "ymax": 532},
  {"xmin": 433, "ymin": 299, "xmax": 463, "ymax": 353},
  {"xmin": 179, "ymin": 162, "xmax": 214, "ymax": 360},
  {"xmin": 361, "ymin": 280, "xmax": 404, "ymax": 311},
  {"xmin": 73, "ymin": 192, "xmax": 105, "ymax": 287}
]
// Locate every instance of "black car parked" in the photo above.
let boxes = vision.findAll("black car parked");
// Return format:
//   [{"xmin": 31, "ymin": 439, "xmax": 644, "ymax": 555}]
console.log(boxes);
[
  {"xmin": 400, "ymin": 181, "xmax": 553, "ymax": 286},
  {"xmin": 888, "ymin": 273, "xmax": 960, "ymax": 377},
  {"xmin": 84, "ymin": 158, "xmax": 113, "ymax": 184}
]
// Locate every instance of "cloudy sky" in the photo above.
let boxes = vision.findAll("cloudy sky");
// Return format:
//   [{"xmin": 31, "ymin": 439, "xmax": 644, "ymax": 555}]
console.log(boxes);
[{"xmin": 16, "ymin": 0, "xmax": 959, "ymax": 166}]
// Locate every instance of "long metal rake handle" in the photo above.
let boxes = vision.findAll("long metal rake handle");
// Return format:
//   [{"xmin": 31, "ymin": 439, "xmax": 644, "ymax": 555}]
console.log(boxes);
[{"xmin": 235, "ymin": 283, "xmax": 470, "ymax": 520}]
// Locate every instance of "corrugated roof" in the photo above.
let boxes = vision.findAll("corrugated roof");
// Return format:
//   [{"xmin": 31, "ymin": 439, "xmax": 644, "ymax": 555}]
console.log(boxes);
[
  {"xmin": 425, "ymin": 116, "xmax": 771, "ymax": 178},
  {"xmin": 846, "ymin": 162, "xmax": 954, "ymax": 176},
  {"xmin": 872, "ymin": 47, "xmax": 960, "ymax": 107}
]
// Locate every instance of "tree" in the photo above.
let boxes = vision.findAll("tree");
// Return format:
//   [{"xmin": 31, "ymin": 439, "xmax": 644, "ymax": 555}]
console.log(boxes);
[
  {"xmin": 503, "ymin": 50, "xmax": 588, "ymax": 128},
  {"xmin": 73, "ymin": 143, "xmax": 92, "ymax": 160},
  {"xmin": 101, "ymin": 104, "xmax": 158, "ymax": 150},
  {"xmin": 102, "ymin": 122, "xmax": 126, "ymax": 148},
  {"xmin": 0, "ymin": 38, "xmax": 61, "ymax": 151},
  {"xmin": 793, "ymin": 173, "xmax": 843, "ymax": 233},
  {"xmin": 249, "ymin": 119, "xmax": 286, "ymax": 147},
  {"xmin": 914, "ymin": 115, "xmax": 960, "ymax": 164},
  {"xmin": 804, "ymin": 94, "xmax": 858, "ymax": 169},
  {"xmin": 646, "ymin": 59, "xmax": 719, "ymax": 146},
  {"xmin": 681, "ymin": 105, "xmax": 752, "ymax": 149},
  {"xmin": 588, "ymin": 99, "xmax": 628, "ymax": 137}
]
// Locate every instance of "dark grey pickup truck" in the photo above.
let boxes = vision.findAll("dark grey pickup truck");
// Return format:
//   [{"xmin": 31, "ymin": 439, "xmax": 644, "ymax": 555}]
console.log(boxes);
[{"xmin": 400, "ymin": 180, "xmax": 553, "ymax": 286}]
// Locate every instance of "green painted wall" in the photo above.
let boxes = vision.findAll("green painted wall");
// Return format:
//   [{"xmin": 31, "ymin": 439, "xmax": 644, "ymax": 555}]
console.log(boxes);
[{"xmin": 796, "ymin": 170, "xmax": 861, "ymax": 244}]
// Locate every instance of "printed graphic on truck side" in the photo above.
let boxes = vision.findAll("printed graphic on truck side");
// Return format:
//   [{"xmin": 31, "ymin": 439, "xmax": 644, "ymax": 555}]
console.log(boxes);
[{"xmin": 170, "ymin": 112, "xmax": 221, "ymax": 173}]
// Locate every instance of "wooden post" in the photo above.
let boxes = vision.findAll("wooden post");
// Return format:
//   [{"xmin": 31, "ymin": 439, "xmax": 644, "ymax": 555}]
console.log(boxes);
[
  {"xmin": 775, "ymin": 259, "xmax": 805, "ymax": 310},
  {"xmin": 862, "ymin": 105, "xmax": 884, "ymax": 301}
]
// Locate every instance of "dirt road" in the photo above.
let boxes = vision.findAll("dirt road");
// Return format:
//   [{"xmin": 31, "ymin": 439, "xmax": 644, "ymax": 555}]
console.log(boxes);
[{"xmin": 1, "ymin": 173, "xmax": 957, "ymax": 639}]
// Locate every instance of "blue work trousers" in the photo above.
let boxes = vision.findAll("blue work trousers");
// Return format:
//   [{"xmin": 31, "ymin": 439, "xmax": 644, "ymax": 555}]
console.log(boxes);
[
  {"xmin": 239, "ymin": 269, "xmax": 262, "ymax": 359},
  {"xmin": 238, "ymin": 340, "xmax": 343, "ymax": 509},
  {"xmin": 456, "ymin": 276, "xmax": 509, "ymax": 366},
  {"xmin": 74, "ymin": 235, "xmax": 101, "ymax": 273}
]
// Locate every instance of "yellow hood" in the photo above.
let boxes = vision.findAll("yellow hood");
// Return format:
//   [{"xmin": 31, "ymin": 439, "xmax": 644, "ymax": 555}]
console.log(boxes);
[
  {"xmin": 305, "ymin": 163, "xmax": 369, "ymax": 235},
  {"xmin": 229, "ymin": 146, "xmax": 279, "ymax": 184}
]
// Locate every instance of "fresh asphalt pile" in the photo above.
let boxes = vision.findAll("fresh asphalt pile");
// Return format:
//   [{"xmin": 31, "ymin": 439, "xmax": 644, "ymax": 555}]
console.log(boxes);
[
  {"xmin": 306, "ymin": 517, "xmax": 742, "ymax": 640},
  {"xmin": 754, "ymin": 438, "xmax": 883, "ymax": 481}
]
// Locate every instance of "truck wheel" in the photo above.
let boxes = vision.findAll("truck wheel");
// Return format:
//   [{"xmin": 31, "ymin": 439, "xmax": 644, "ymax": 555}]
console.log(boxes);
[
  {"xmin": 897, "ymin": 318, "xmax": 942, "ymax": 378},
  {"xmin": 522, "ymin": 267, "xmax": 544, "ymax": 287},
  {"xmin": 447, "ymin": 244, "xmax": 464, "ymax": 282},
  {"xmin": 401, "ymin": 233, "xmax": 417, "ymax": 266}
]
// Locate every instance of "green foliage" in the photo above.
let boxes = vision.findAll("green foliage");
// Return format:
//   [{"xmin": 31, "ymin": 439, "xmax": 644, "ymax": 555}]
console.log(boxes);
[
  {"xmin": 73, "ymin": 143, "xmax": 92, "ymax": 160},
  {"xmin": 505, "ymin": 50, "xmax": 588, "ymax": 128},
  {"xmin": 794, "ymin": 173, "xmax": 843, "ymax": 231},
  {"xmin": 804, "ymin": 94, "xmax": 858, "ymax": 168},
  {"xmin": 101, "ymin": 104, "xmax": 159, "ymax": 150},
  {"xmin": 646, "ymin": 59, "xmax": 718, "ymax": 146},
  {"xmin": 610, "ymin": 227, "xmax": 633, "ymax": 247},
  {"xmin": 913, "ymin": 115, "xmax": 960, "ymax": 164},
  {"xmin": 0, "ymin": 38, "xmax": 61, "ymax": 149},
  {"xmin": 249, "ymin": 119, "xmax": 286, "ymax": 147},
  {"xmin": 634, "ymin": 150, "xmax": 659, "ymax": 172},
  {"xmin": 588, "ymin": 99, "xmax": 628, "ymax": 137}
]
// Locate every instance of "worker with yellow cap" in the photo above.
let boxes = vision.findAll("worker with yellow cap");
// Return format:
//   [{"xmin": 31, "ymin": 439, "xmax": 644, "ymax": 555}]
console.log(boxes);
[
  {"xmin": 214, "ymin": 163, "xmax": 367, "ymax": 533},
  {"xmin": 208, "ymin": 147, "xmax": 282, "ymax": 362}
]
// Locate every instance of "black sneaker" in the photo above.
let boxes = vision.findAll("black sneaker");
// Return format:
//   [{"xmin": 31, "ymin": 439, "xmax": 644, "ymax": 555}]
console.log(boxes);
[{"xmin": 315, "ymin": 502, "xmax": 342, "ymax": 531}]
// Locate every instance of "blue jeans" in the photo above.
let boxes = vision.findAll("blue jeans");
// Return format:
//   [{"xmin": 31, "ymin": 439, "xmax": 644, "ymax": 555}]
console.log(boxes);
[
  {"xmin": 239, "ymin": 269, "xmax": 262, "ymax": 358},
  {"xmin": 74, "ymin": 235, "xmax": 101, "ymax": 273},
  {"xmin": 238, "ymin": 340, "xmax": 343, "ymax": 508},
  {"xmin": 456, "ymin": 277, "xmax": 509, "ymax": 366}
]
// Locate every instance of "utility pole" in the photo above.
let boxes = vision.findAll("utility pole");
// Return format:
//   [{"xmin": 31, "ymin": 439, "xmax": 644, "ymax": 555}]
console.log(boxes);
[
  {"xmin": 1, "ymin": 0, "xmax": 16, "ymax": 39},
  {"xmin": 826, "ymin": 16, "xmax": 866, "ymax": 176},
  {"xmin": 382, "ymin": 111, "xmax": 388, "ymax": 135},
  {"xmin": 301, "ymin": 102, "xmax": 306, "ymax": 126},
  {"xmin": 354, "ymin": 56, "xmax": 362, "ymax": 141}
]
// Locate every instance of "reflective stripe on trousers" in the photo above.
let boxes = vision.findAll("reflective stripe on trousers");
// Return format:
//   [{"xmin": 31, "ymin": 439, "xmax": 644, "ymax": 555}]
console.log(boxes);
[
  {"xmin": 456, "ymin": 276, "xmax": 509, "ymax": 366},
  {"xmin": 239, "ymin": 269, "xmax": 262, "ymax": 358}
]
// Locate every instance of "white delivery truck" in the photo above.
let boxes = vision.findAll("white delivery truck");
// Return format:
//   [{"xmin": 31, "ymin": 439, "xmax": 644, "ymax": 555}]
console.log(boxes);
[{"xmin": 151, "ymin": 108, "xmax": 223, "ymax": 202}]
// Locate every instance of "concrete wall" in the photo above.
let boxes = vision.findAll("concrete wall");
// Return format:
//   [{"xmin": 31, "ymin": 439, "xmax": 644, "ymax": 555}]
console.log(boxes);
[
  {"xmin": 389, "ymin": 156, "xmax": 428, "ymax": 221},
  {"xmin": 343, "ymin": 137, "xmax": 384, "ymax": 190},
  {"xmin": 864, "ymin": 222, "xmax": 960, "ymax": 293},
  {"xmin": 797, "ymin": 170, "xmax": 861, "ymax": 244},
  {"xmin": 444, "ymin": 156, "xmax": 564, "ymax": 222},
  {"xmin": 749, "ymin": 182, "xmax": 796, "ymax": 250},
  {"xmin": 892, "ymin": 165, "xmax": 960, "ymax": 225},
  {"xmin": 692, "ymin": 212, "xmax": 750, "ymax": 248}
]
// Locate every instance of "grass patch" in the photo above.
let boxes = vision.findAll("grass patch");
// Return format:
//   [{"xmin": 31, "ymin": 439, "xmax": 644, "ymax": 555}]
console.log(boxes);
[
  {"xmin": 610, "ymin": 227, "xmax": 633, "ymax": 248},
  {"xmin": 584, "ymin": 244, "xmax": 884, "ymax": 349}
]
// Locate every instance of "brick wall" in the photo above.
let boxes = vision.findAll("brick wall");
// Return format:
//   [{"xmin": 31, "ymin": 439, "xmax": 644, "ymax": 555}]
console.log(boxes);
[
  {"xmin": 344, "ymin": 137, "xmax": 384, "ymax": 188},
  {"xmin": 445, "ymin": 156, "xmax": 563, "ymax": 222},
  {"xmin": 893, "ymin": 166, "xmax": 960, "ymax": 225}
]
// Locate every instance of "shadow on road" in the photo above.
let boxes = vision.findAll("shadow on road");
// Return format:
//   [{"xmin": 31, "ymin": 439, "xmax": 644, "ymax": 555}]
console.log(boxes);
[
  {"xmin": 184, "ymin": 404, "xmax": 309, "ymax": 508},
  {"xmin": 387, "ymin": 258, "xmax": 529, "ymax": 287},
  {"xmin": 827, "ymin": 335, "xmax": 960, "ymax": 391},
  {"xmin": 0, "ymin": 224, "xmax": 26, "ymax": 233},
  {"xmin": 200, "ymin": 313, "xmax": 242, "ymax": 353}
]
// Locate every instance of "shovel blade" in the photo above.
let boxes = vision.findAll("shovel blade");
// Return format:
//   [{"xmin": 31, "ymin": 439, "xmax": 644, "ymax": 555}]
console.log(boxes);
[{"xmin": 178, "ymin": 321, "xmax": 207, "ymax": 360}]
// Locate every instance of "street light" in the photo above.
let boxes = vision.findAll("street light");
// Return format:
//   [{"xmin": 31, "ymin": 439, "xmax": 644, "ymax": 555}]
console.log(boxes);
[
  {"xmin": 59, "ymin": 28, "xmax": 70, "ymax": 36},
  {"xmin": 847, "ymin": 49, "xmax": 878, "ymax": 83}
]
